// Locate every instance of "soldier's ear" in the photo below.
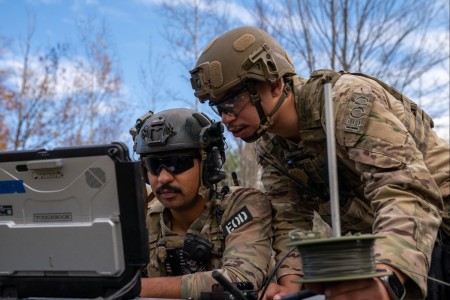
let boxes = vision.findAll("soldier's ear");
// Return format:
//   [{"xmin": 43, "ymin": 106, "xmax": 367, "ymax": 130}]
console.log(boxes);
[{"xmin": 271, "ymin": 79, "xmax": 284, "ymax": 97}]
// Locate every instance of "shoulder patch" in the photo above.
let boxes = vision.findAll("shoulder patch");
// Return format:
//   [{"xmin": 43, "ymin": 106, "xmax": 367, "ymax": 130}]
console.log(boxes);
[
  {"xmin": 342, "ymin": 93, "xmax": 373, "ymax": 134},
  {"xmin": 336, "ymin": 90, "xmax": 375, "ymax": 147},
  {"xmin": 223, "ymin": 206, "xmax": 253, "ymax": 237}
]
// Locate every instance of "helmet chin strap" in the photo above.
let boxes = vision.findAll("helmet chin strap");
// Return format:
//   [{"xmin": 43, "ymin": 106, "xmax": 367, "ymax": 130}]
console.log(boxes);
[{"xmin": 242, "ymin": 79, "xmax": 292, "ymax": 143}]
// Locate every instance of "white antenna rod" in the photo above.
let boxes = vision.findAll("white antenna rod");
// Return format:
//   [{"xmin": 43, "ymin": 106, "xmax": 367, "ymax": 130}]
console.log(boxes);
[{"xmin": 324, "ymin": 78, "xmax": 341, "ymax": 237}]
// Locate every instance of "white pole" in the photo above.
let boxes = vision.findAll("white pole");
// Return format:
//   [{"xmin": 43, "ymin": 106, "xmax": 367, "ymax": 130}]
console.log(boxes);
[{"xmin": 324, "ymin": 78, "xmax": 341, "ymax": 237}]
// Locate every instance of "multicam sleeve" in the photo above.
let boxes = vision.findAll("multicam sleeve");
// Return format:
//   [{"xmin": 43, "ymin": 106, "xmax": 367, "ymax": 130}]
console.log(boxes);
[
  {"xmin": 180, "ymin": 187, "xmax": 273, "ymax": 299},
  {"xmin": 334, "ymin": 77, "xmax": 443, "ymax": 298},
  {"xmin": 255, "ymin": 136, "xmax": 306, "ymax": 280}
]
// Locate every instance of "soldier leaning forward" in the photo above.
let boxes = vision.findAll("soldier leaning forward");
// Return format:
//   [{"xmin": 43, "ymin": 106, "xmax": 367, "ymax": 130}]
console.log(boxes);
[{"xmin": 190, "ymin": 26, "xmax": 450, "ymax": 300}]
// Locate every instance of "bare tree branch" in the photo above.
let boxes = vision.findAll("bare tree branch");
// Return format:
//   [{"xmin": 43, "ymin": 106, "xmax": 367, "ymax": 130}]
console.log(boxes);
[
  {"xmin": 251, "ymin": 0, "xmax": 449, "ymax": 123},
  {"xmin": 1, "ymin": 14, "xmax": 126, "ymax": 150}
]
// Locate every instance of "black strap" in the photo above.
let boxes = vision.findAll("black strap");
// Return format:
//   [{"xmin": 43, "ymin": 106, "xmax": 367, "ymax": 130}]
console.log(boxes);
[{"xmin": 243, "ymin": 80, "xmax": 293, "ymax": 143}]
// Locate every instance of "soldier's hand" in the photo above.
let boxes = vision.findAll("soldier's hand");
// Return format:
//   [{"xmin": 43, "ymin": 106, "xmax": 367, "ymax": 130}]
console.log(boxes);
[
  {"xmin": 305, "ymin": 278, "xmax": 391, "ymax": 299},
  {"xmin": 260, "ymin": 274, "xmax": 302, "ymax": 300},
  {"xmin": 259, "ymin": 282, "xmax": 292, "ymax": 300}
]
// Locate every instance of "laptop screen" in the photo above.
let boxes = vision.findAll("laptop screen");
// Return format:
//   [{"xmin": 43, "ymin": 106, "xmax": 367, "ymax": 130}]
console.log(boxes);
[{"xmin": 0, "ymin": 142, "xmax": 148, "ymax": 299}]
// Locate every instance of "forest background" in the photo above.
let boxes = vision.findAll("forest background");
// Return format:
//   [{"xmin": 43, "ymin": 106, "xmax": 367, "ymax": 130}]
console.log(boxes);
[{"xmin": 0, "ymin": 0, "xmax": 449, "ymax": 188}]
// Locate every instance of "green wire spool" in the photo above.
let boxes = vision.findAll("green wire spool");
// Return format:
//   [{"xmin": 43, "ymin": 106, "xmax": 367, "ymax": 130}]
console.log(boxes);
[{"xmin": 287, "ymin": 230, "xmax": 391, "ymax": 283}]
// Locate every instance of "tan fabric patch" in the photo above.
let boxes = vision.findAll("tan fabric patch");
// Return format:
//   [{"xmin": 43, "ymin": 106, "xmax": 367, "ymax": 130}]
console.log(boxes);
[
  {"xmin": 336, "ymin": 91, "xmax": 375, "ymax": 147},
  {"xmin": 233, "ymin": 34, "xmax": 256, "ymax": 52},
  {"xmin": 342, "ymin": 93, "xmax": 373, "ymax": 134},
  {"xmin": 209, "ymin": 61, "xmax": 223, "ymax": 87}
]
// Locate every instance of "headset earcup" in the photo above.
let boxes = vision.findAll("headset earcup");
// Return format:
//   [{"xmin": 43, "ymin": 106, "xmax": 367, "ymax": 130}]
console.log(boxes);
[{"xmin": 203, "ymin": 147, "xmax": 226, "ymax": 186}]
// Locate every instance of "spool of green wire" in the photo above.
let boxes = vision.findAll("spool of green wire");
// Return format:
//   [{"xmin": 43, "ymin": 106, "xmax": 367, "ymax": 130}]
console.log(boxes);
[{"xmin": 288, "ymin": 231, "xmax": 387, "ymax": 283}]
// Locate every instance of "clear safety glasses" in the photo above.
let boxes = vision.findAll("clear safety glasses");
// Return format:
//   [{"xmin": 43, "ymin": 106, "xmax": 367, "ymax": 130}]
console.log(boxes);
[{"xmin": 209, "ymin": 87, "xmax": 251, "ymax": 117}]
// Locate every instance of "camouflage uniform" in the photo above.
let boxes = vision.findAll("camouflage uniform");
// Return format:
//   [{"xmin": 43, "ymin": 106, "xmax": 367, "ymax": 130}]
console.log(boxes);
[
  {"xmin": 255, "ymin": 73, "xmax": 450, "ymax": 299},
  {"xmin": 145, "ymin": 187, "xmax": 273, "ymax": 300}
]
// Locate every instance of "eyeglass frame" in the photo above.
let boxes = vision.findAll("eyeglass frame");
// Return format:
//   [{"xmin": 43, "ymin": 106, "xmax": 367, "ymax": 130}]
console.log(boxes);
[{"xmin": 209, "ymin": 87, "xmax": 251, "ymax": 117}]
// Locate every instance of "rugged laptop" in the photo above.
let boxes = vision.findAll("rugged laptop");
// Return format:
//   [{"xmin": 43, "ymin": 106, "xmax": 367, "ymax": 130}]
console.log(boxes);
[{"xmin": 0, "ymin": 142, "xmax": 148, "ymax": 299}]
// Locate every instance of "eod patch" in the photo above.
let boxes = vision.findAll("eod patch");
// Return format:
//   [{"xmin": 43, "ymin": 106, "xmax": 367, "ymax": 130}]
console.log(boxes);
[{"xmin": 223, "ymin": 206, "xmax": 253, "ymax": 237}]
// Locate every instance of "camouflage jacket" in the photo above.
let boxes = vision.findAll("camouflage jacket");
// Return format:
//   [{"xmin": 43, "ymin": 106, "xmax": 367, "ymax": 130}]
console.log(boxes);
[
  {"xmin": 255, "ymin": 73, "xmax": 450, "ymax": 299},
  {"xmin": 145, "ymin": 187, "xmax": 273, "ymax": 299}
]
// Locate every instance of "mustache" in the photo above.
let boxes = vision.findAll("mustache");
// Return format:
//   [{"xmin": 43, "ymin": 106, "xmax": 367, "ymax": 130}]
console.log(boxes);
[{"xmin": 156, "ymin": 184, "xmax": 182, "ymax": 194}]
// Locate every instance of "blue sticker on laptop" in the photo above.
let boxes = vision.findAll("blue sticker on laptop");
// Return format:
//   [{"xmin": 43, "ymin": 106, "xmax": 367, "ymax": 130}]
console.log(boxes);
[{"xmin": 0, "ymin": 180, "xmax": 26, "ymax": 194}]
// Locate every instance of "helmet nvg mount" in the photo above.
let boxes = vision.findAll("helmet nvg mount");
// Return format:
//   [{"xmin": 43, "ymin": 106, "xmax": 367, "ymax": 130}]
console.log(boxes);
[
  {"xmin": 130, "ymin": 108, "xmax": 226, "ymax": 187},
  {"xmin": 190, "ymin": 26, "xmax": 296, "ymax": 104}
]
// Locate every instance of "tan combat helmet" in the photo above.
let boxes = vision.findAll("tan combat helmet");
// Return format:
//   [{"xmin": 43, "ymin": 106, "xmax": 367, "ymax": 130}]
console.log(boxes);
[
  {"xmin": 190, "ymin": 26, "xmax": 297, "ymax": 142},
  {"xmin": 190, "ymin": 26, "xmax": 296, "ymax": 104}
]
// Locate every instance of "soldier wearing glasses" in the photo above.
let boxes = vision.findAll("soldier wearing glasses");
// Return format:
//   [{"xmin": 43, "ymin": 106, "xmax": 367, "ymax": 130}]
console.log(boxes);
[
  {"xmin": 190, "ymin": 26, "xmax": 450, "ymax": 300},
  {"xmin": 130, "ymin": 108, "xmax": 273, "ymax": 299}
]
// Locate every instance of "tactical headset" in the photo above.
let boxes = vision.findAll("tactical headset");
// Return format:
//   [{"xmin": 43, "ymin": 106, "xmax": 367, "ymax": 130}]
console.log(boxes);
[{"xmin": 130, "ymin": 108, "xmax": 226, "ymax": 188}]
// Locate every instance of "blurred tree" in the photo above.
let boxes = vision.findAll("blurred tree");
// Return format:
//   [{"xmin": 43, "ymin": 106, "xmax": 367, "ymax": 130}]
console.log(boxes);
[
  {"xmin": 222, "ymin": 147, "xmax": 239, "ymax": 186},
  {"xmin": 0, "ymin": 15, "xmax": 73, "ymax": 150},
  {"xmin": 0, "ymin": 15, "xmax": 125, "ymax": 150},
  {"xmin": 159, "ymin": 0, "xmax": 234, "ymax": 110},
  {"xmin": 0, "ymin": 115, "xmax": 7, "ymax": 151},
  {"xmin": 138, "ymin": 38, "xmax": 167, "ymax": 111},
  {"xmin": 58, "ymin": 17, "xmax": 125, "ymax": 146},
  {"xmin": 0, "ymin": 36, "xmax": 11, "ymax": 150},
  {"xmin": 252, "ymin": 0, "xmax": 448, "ymax": 83},
  {"xmin": 235, "ymin": 140, "xmax": 262, "ymax": 189}
]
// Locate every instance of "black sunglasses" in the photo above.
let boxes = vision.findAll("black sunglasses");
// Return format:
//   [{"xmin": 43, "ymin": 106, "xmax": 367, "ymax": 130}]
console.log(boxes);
[{"xmin": 142, "ymin": 153, "xmax": 199, "ymax": 175}]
